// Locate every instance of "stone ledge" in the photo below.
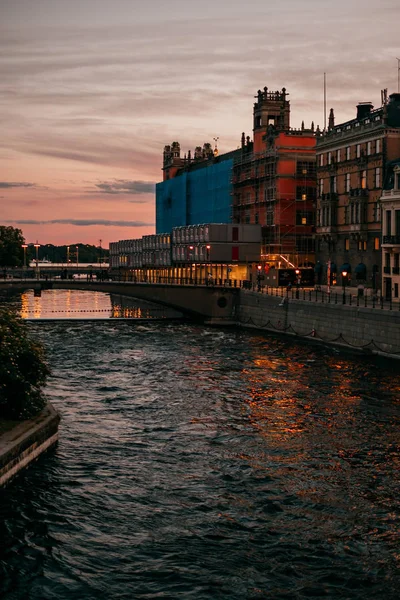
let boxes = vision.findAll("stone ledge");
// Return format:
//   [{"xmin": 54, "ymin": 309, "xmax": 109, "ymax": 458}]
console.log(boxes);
[{"xmin": 0, "ymin": 402, "xmax": 60, "ymax": 488}]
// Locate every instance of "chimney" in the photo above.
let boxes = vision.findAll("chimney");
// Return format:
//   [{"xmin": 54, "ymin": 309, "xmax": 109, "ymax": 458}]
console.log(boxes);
[{"xmin": 356, "ymin": 102, "xmax": 373, "ymax": 120}]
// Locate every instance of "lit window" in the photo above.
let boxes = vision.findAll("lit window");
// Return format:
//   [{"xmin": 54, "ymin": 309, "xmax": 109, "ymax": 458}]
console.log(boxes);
[
  {"xmin": 302, "ymin": 217, "xmax": 307, "ymax": 225},
  {"xmin": 361, "ymin": 170, "xmax": 367, "ymax": 189},
  {"xmin": 346, "ymin": 146, "xmax": 351, "ymax": 160},
  {"xmin": 345, "ymin": 238, "xmax": 350, "ymax": 251},
  {"xmin": 367, "ymin": 141, "xmax": 372, "ymax": 155},
  {"xmin": 376, "ymin": 139, "xmax": 381, "ymax": 153},
  {"xmin": 356, "ymin": 144, "xmax": 361, "ymax": 158},
  {"xmin": 374, "ymin": 237, "xmax": 380, "ymax": 250}
]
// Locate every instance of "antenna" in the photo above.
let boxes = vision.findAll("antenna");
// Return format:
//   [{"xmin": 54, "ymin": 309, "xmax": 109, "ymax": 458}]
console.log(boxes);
[
  {"xmin": 323, "ymin": 73, "xmax": 327, "ymax": 132},
  {"xmin": 397, "ymin": 58, "xmax": 400, "ymax": 93}
]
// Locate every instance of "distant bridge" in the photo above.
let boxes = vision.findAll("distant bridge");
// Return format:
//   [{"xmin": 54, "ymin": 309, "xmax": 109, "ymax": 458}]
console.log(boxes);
[
  {"xmin": 0, "ymin": 279, "xmax": 239, "ymax": 324},
  {"xmin": 4, "ymin": 264, "xmax": 109, "ymax": 278}
]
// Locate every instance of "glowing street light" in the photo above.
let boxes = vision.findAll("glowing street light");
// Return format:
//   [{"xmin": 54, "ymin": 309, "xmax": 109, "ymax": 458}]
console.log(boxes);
[{"xmin": 342, "ymin": 270, "xmax": 348, "ymax": 304}]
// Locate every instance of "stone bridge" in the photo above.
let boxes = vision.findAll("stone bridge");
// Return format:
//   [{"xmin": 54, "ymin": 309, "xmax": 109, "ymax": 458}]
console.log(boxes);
[{"xmin": 0, "ymin": 280, "xmax": 240, "ymax": 324}]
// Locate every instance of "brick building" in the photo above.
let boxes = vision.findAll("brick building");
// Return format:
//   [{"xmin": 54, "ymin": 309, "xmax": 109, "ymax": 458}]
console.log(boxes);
[
  {"xmin": 232, "ymin": 87, "xmax": 317, "ymax": 268},
  {"xmin": 315, "ymin": 91, "xmax": 400, "ymax": 291}
]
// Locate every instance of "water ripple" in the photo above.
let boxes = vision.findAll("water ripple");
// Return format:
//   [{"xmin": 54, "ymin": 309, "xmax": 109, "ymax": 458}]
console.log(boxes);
[{"xmin": 0, "ymin": 292, "xmax": 399, "ymax": 599}]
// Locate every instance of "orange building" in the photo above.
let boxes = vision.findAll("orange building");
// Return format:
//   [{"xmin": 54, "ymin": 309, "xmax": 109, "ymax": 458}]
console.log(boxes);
[{"xmin": 232, "ymin": 87, "xmax": 317, "ymax": 268}]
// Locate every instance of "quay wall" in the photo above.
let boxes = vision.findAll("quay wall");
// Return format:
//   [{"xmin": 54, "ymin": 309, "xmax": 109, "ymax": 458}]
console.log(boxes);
[
  {"xmin": 238, "ymin": 291, "xmax": 400, "ymax": 357},
  {"xmin": 0, "ymin": 403, "xmax": 60, "ymax": 488}
]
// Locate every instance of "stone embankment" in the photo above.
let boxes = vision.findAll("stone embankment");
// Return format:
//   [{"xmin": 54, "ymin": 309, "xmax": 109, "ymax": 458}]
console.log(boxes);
[
  {"xmin": 0, "ymin": 403, "xmax": 60, "ymax": 488},
  {"xmin": 238, "ymin": 290, "xmax": 400, "ymax": 358}
]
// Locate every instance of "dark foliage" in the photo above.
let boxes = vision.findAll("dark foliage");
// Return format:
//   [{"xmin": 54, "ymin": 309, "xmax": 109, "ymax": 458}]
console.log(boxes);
[
  {"xmin": 0, "ymin": 226, "xmax": 25, "ymax": 267},
  {"xmin": 0, "ymin": 309, "xmax": 50, "ymax": 420}
]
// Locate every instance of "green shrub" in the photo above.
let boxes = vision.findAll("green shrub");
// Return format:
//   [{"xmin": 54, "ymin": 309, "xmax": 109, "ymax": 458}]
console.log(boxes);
[{"xmin": 0, "ymin": 309, "xmax": 50, "ymax": 420}]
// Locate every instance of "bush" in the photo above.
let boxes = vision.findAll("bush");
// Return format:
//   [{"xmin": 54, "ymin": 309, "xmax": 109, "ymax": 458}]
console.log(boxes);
[{"xmin": 0, "ymin": 309, "xmax": 50, "ymax": 420}]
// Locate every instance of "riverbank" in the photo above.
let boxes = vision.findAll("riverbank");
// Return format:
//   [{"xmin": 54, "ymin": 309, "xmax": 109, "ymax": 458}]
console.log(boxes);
[
  {"xmin": 238, "ymin": 289, "xmax": 400, "ymax": 359},
  {"xmin": 0, "ymin": 402, "xmax": 60, "ymax": 488}
]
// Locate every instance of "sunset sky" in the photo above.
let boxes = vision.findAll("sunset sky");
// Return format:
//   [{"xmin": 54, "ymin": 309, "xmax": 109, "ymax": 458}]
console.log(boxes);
[{"xmin": 1, "ymin": 0, "xmax": 399, "ymax": 248}]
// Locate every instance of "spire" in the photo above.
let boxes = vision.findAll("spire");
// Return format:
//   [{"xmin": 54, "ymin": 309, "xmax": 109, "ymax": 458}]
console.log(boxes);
[{"xmin": 328, "ymin": 108, "xmax": 335, "ymax": 130}]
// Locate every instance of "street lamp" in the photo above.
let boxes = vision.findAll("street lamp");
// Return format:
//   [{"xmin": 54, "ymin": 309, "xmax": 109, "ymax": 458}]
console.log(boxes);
[
  {"xmin": 21, "ymin": 244, "xmax": 28, "ymax": 270},
  {"xmin": 34, "ymin": 242, "xmax": 40, "ymax": 279},
  {"xmin": 76, "ymin": 245, "xmax": 79, "ymax": 268},
  {"xmin": 295, "ymin": 268, "xmax": 301, "ymax": 298},
  {"xmin": 342, "ymin": 270, "xmax": 348, "ymax": 304}
]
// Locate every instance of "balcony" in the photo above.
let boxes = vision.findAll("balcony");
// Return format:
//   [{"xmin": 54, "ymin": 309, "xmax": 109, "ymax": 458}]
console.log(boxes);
[
  {"xmin": 382, "ymin": 235, "xmax": 400, "ymax": 245},
  {"xmin": 349, "ymin": 188, "xmax": 368, "ymax": 197}
]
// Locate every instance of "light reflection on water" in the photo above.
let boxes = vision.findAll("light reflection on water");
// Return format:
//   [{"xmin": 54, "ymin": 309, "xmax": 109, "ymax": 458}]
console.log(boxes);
[
  {"xmin": 16, "ymin": 289, "xmax": 183, "ymax": 320},
  {"xmin": 0, "ymin": 292, "xmax": 399, "ymax": 599}
]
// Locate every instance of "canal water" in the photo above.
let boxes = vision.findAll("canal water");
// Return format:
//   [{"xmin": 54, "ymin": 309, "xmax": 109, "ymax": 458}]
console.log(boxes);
[{"xmin": 1, "ymin": 290, "xmax": 399, "ymax": 599}]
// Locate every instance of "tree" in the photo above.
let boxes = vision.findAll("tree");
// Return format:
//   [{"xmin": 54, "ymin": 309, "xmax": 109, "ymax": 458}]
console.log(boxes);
[
  {"xmin": 0, "ymin": 226, "xmax": 25, "ymax": 267},
  {"xmin": 0, "ymin": 309, "xmax": 50, "ymax": 420}
]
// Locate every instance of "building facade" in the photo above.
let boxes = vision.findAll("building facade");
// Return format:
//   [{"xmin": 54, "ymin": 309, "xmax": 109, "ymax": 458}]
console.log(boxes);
[
  {"xmin": 232, "ymin": 87, "xmax": 317, "ymax": 268},
  {"xmin": 155, "ymin": 142, "xmax": 239, "ymax": 234},
  {"xmin": 381, "ymin": 161, "xmax": 400, "ymax": 300},
  {"xmin": 315, "ymin": 91, "xmax": 400, "ymax": 291}
]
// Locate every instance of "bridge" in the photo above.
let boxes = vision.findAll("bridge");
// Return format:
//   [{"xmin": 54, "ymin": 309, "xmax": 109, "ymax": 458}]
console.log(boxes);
[
  {"xmin": 3, "ymin": 264, "xmax": 109, "ymax": 279},
  {"xmin": 0, "ymin": 279, "xmax": 239, "ymax": 324}
]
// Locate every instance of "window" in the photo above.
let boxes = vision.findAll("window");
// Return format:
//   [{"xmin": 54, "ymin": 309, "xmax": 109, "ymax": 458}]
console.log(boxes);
[
  {"xmin": 375, "ymin": 167, "xmax": 381, "ymax": 188},
  {"xmin": 396, "ymin": 210, "xmax": 400, "ymax": 235},
  {"xmin": 361, "ymin": 170, "xmax": 367, "ymax": 189},
  {"xmin": 358, "ymin": 240, "xmax": 367, "ymax": 251},
  {"xmin": 385, "ymin": 253, "xmax": 391, "ymax": 269},
  {"xmin": 356, "ymin": 144, "xmax": 361, "ymax": 158},
  {"xmin": 328, "ymin": 151, "xmax": 332, "ymax": 165},
  {"xmin": 345, "ymin": 238, "xmax": 350, "ymax": 251},
  {"xmin": 319, "ymin": 178, "xmax": 324, "ymax": 195},
  {"xmin": 397, "ymin": 173, "xmax": 400, "ymax": 191},
  {"xmin": 266, "ymin": 210, "xmax": 274, "ymax": 225},
  {"xmin": 346, "ymin": 146, "xmax": 351, "ymax": 160},
  {"xmin": 367, "ymin": 141, "xmax": 372, "ymax": 155},
  {"xmin": 337, "ymin": 149, "xmax": 341, "ymax": 162},
  {"xmin": 386, "ymin": 210, "xmax": 392, "ymax": 236},
  {"xmin": 373, "ymin": 202, "xmax": 381, "ymax": 222},
  {"xmin": 320, "ymin": 154, "xmax": 324, "ymax": 167},
  {"xmin": 395, "ymin": 283, "xmax": 399, "ymax": 299},
  {"xmin": 296, "ymin": 211, "xmax": 314, "ymax": 225},
  {"xmin": 374, "ymin": 237, "xmax": 380, "ymax": 250},
  {"xmin": 232, "ymin": 226, "xmax": 239, "ymax": 241},
  {"xmin": 255, "ymin": 213, "xmax": 259, "ymax": 224},
  {"xmin": 302, "ymin": 194, "xmax": 307, "ymax": 201},
  {"xmin": 344, "ymin": 205, "xmax": 349, "ymax": 224},
  {"xmin": 376, "ymin": 139, "xmax": 381, "ymax": 153},
  {"xmin": 345, "ymin": 173, "xmax": 351, "ymax": 192}
]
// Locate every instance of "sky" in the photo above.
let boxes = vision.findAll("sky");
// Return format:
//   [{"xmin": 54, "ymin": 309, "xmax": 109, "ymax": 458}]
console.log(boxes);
[{"xmin": 1, "ymin": 0, "xmax": 399, "ymax": 248}]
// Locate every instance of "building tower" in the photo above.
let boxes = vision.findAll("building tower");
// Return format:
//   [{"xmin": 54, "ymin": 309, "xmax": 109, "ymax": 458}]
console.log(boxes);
[{"xmin": 253, "ymin": 87, "xmax": 290, "ymax": 152}]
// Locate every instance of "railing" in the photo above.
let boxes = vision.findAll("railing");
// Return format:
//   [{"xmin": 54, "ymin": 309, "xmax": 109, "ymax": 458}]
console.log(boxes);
[
  {"xmin": 3, "ymin": 275, "xmax": 400, "ymax": 311},
  {"xmin": 383, "ymin": 235, "xmax": 400, "ymax": 244}
]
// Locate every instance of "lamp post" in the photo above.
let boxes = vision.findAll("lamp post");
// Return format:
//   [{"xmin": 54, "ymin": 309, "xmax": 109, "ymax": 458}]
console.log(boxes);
[
  {"xmin": 295, "ymin": 268, "xmax": 301, "ymax": 298},
  {"xmin": 76, "ymin": 245, "xmax": 79, "ymax": 268},
  {"xmin": 21, "ymin": 244, "xmax": 28, "ymax": 271},
  {"xmin": 342, "ymin": 270, "xmax": 348, "ymax": 304},
  {"xmin": 34, "ymin": 242, "xmax": 40, "ymax": 280}
]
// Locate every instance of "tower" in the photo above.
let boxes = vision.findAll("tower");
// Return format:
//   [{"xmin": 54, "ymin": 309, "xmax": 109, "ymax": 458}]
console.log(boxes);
[
  {"xmin": 162, "ymin": 141, "xmax": 185, "ymax": 180},
  {"xmin": 253, "ymin": 87, "xmax": 290, "ymax": 152}
]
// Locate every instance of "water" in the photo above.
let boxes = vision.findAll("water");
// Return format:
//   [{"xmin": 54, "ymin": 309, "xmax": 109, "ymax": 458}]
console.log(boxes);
[
  {"xmin": 1, "ymin": 291, "xmax": 400, "ymax": 599},
  {"xmin": 15, "ymin": 288, "xmax": 183, "ymax": 320}
]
